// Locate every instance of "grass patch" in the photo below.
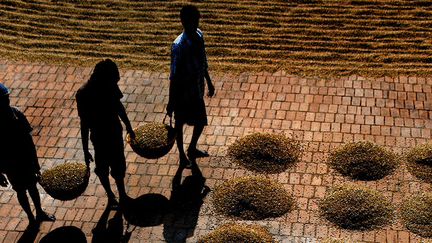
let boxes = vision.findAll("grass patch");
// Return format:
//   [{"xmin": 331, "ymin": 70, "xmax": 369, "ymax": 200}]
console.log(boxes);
[
  {"xmin": 196, "ymin": 222, "xmax": 276, "ymax": 243},
  {"xmin": 400, "ymin": 192, "xmax": 432, "ymax": 237},
  {"xmin": 227, "ymin": 133, "xmax": 301, "ymax": 174},
  {"xmin": 318, "ymin": 183, "xmax": 394, "ymax": 230},
  {"xmin": 405, "ymin": 142, "xmax": 432, "ymax": 183},
  {"xmin": 327, "ymin": 141, "xmax": 399, "ymax": 180},
  {"xmin": 212, "ymin": 176, "xmax": 295, "ymax": 220}
]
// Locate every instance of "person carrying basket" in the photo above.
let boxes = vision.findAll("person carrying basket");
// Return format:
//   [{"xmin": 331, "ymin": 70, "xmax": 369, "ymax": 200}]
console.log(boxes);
[
  {"xmin": 76, "ymin": 59, "xmax": 135, "ymax": 209},
  {"xmin": 0, "ymin": 83, "xmax": 55, "ymax": 230},
  {"xmin": 167, "ymin": 5, "xmax": 215, "ymax": 168}
]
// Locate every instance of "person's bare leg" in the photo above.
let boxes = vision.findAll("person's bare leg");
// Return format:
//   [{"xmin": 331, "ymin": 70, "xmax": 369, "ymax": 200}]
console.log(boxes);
[
  {"xmin": 28, "ymin": 184, "xmax": 55, "ymax": 221},
  {"xmin": 98, "ymin": 174, "xmax": 118, "ymax": 208},
  {"xmin": 16, "ymin": 190, "xmax": 36, "ymax": 224},
  {"xmin": 188, "ymin": 125, "xmax": 208, "ymax": 158},
  {"xmin": 175, "ymin": 120, "xmax": 192, "ymax": 168},
  {"xmin": 114, "ymin": 177, "xmax": 129, "ymax": 204}
]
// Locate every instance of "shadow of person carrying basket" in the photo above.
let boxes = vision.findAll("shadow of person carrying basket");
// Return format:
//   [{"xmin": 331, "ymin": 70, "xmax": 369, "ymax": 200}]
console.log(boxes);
[
  {"xmin": 121, "ymin": 161, "xmax": 209, "ymax": 243},
  {"xmin": 92, "ymin": 204, "xmax": 134, "ymax": 243},
  {"xmin": 122, "ymin": 193, "xmax": 169, "ymax": 228},
  {"xmin": 163, "ymin": 160, "xmax": 210, "ymax": 243}
]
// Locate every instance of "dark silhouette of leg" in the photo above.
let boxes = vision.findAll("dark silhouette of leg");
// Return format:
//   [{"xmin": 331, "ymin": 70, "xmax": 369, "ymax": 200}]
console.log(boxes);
[
  {"xmin": 187, "ymin": 125, "xmax": 208, "ymax": 159},
  {"xmin": 16, "ymin": 190, "xmax": 36, "ymax": 223},
  {"xmin": 114, "ymin": 177, "xmax": 129, "ymax": 203},
  {"xmin": 97, "ymin": 174, "xmax": 118, "ymax": 208},
  {"xmin": 28, "ymin": 184, "xmax": 54, "ymax": 221},
  {"xmin": 28, "ymin": 185, "xmax": 43, "ymax": 215},
  {"xmin": 175, "ymin": 120, "xmax": 192, "ymax": 168}
]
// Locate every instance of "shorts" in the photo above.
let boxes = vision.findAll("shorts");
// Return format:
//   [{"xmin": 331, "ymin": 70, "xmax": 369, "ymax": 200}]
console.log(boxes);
[
  {"xmin": 174, "ymin": 98, "xmax": 208, "ymax": 126},
  {"xmin": 91, "ymin": 134, "xmax": 126, "ymax": 179},
  {"xmin": 6, "ymin": 170, "xmax": 38, "ymax": 192}
]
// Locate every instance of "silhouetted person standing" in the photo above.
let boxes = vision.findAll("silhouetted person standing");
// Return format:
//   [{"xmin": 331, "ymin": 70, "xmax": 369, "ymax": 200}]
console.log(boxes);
[
  {"xmin": 76, "ymin": 59, "xmax": 135, "ymax": 209},
  {"xmin": 167, "ymin": 4, "xmax": 215, "ymax": 168},
  {"xmin": 0, "ymin": 83, "xmax": 55, "ymax": 230}
]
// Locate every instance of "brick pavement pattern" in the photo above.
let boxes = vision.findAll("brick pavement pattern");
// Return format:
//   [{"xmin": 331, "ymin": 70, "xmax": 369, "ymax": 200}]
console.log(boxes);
[{"xmin": 0, "ymin": 58, "xmax": 432, "ymax": 243}]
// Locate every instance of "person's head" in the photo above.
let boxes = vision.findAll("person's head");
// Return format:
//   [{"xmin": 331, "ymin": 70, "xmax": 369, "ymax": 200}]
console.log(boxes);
[
  {"xmin": 180, "ymin": 5, "xmax": 200, "ymax": 36},
  {"xmin": 89, "ymin": 59, "xmax": 120, "ymax": 85},
  {"xmin": 0, "ymin": 83, "xmax": 10, "ymax": 109}
]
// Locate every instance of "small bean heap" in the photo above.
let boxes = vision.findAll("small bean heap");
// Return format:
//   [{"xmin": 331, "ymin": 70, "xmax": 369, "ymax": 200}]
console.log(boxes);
[
  {"xmin": 196, "ymin": 221, "xmax": 276, "ymax": 243},
  {"xmin": 212, "ymin": 176, "xmax": 295, "ymax": 220},
  {"xmin": 130, "ymin": 123, "xmax": 172, "ymax": 149},
  {"xmin": 327, "ymin": 141, "xmax": 399, "ymax": 180},
  {"xmin": 40, "ymin": 163, "xmax": 88, "ymax": 192},
  {"xmin": 401, "ymin": 192, "xmax": 432, "ymax": 238},
  {"xmin": 405, "ymin": 142, "xmax": 432, "ymax": 183},
  {"xmin": 318, "ymin": 183, "xmax": 394, "ymax": 230},
  {"xmin": 418, "ymin": 240, "xmax": 432, "ymax": 243},
  {"xmin": 227, "ymin": 133, "xmax": 301, "ymax": 174}
]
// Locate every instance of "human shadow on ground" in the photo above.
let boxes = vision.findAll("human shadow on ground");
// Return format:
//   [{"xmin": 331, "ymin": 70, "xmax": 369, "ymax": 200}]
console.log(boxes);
[
  {"xmin": 163, "ymin": 161, "xmax": 210, "ymax": 243},
  {"xmin": 123, "ymin": 193, "xmax": 169, "ymax": 227},
  {"xmin": 16, "ymin": 224, "xmax": 39, "ymax": 243},
  {"xmin": 122, "ymin": 160, "xmax": 210, "ymax": 243},
  {"xmin": 92, "ymin": 204, "xmax": 133, "ymax": 243},
  {"xmin": 39, "ymin": 226, "xmax": 86, "ymax": 243}
]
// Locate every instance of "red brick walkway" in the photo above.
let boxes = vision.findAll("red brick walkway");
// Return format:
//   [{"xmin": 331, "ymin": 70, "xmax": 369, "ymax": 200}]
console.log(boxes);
[{"xmin": 0, "ymin": 58, "xmax": 431, "ymax": 242}]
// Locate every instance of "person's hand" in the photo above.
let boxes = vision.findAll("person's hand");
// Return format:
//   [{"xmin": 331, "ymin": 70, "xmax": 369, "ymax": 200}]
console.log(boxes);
[
  {"xmin": 127, "ymin": 130, "xmax": 136, "ymax": 140},
  {"xmin": 166, "ymin": 105, "xmax": 174, "ymax": 118},
  {"xmin": 0, "ymin": 174, "xmax": 8, "ymax": 187},
  {"xmin": 207, "ymin": 84, "xmax": 215, "ymax": 97},
  {"xmin": 35, "ymin": 171, "xmax": 41, "ymax": 181},
  {"xmin": 84, "ymin": 150, "xmax": 94, "ymax": 167}
]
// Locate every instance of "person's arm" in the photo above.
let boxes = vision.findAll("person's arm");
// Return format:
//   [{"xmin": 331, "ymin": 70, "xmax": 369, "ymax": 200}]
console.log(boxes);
[
  {"xmin": 76, "ymin": 93, "xmax": 94, "ymax": 167},
  {"xmin": 18, "ymin": 109, "xmax": 41, "ymax": 176},
  {"xmin": 80, "ymin": 120, "xmax": 93, "ymax": 167},
  {"xmin": 0, "ymin": 156, "xmax": 8, "ymax": 186},
  {"xmin": 201, "ymin": 185, "xmax": 211, "ymax": 199},
  {"xmin": 167, "ymin": 43, "xmax": 181, "ymax": 117},
  {"xmin": 201, "ymin": 32, "xmax": 214, "ymax": 98},
  {"xmin": 118, "ymin": 101, "xmax": 135, "ymax": 139},
  {"xmin": 0, "ymin": 173, "xmax": 8, "ymax": 187},
  {"xmin": 205, "ymin": 69, "xmax": 215, "ymax": 97},
  {"xmin": 167, "ymin": 77, "xmax": 176, "ymax": 117},
  {"xmin": 28, "ymin": 135, "xmax": 41, "ymax": 179}
]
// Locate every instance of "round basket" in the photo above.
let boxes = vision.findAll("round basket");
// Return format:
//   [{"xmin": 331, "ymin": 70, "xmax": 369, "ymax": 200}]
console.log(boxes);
[
  {"xmin": 39, "ymin": 162, "xmax": 89, "ymax": 201},
  {"xmin": 126, "ymin": 119, "xmax": 176, "ymax": 159}
]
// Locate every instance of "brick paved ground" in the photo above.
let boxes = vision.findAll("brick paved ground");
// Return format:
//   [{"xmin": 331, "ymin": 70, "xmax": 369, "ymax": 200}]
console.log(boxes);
[{"xmin": 0, "ymin": 58, "xmax": 432, "ymax": 243}]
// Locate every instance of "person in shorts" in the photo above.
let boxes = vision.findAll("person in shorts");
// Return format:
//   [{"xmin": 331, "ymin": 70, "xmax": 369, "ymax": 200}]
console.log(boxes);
[
  {"xmin": 0, "ymin": 83, "xmax": 55, "ymax": 229},
  {"xmin": 167, "ymin": 4, "xmax": 215, "ymax": 168},
  {"xmin": 76, "ymin": 59, "xmax": 135, "ymax": 208}
]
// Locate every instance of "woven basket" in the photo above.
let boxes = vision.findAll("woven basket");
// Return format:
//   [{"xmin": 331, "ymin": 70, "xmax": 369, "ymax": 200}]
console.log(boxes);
[
  {"xmin": 126, "ymin": 116, "xmax": 176, "ymax": 159},
  {"xmin": 39, "ymin": 162, "xmax": 89, "ymax": 201}
]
